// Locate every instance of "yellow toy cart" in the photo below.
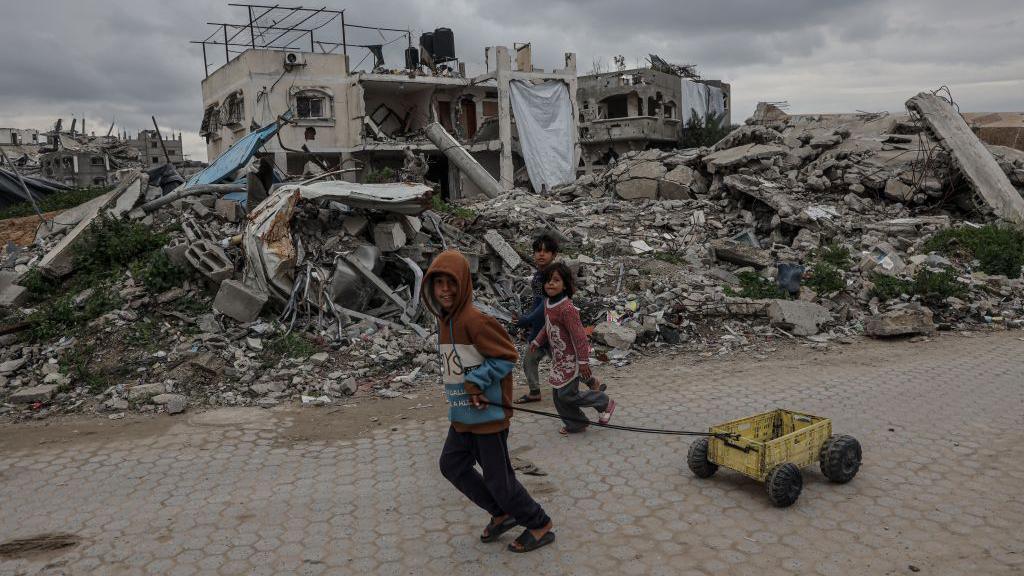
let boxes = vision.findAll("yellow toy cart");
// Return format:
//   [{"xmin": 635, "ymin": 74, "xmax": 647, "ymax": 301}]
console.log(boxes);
[{"xmin": 687, "ymin": 409, "xmax": 861, "ymax": 507}]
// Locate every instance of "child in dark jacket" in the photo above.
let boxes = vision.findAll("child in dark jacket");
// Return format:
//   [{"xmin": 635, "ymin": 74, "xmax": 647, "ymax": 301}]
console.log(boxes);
[
  {"xmin": 424, "ymin": 249, "xmax": 555, "ymax": 553},
  {"xmin": 513, "ymin": 234, "xmax": 559, "ymax": 403},
  {"xmin": 530, "ymin": 262, "xmax": 617, "ymax": 434}
]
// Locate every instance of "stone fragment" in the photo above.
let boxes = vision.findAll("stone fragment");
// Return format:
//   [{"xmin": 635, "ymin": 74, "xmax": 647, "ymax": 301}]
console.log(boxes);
[
  {"xmin": 152, "ymin": 393, "xmax": 187, "ymax": 414},
  {"xmin": 342, "ymin": 215, "xmax": 369, "ymax": 236},
  {"xmin": 372, "ymin": 221, "xmax": 407, "ymax": 252},
  {"xmin": 213, "ymin": 280, "xmax": 268, "ymax": 323},
  {"xmin": 710, "ymin": 239, "xmax": 771, "ymax": 268},
  {"xmin": 483, "ymin": 230, "xmax": 522, "ymax": 270},
  {"xmin": 860, "ymin": 242, "xmax": 906, "ymax": 277},
  {"xmin": 0, "ymin": 271, "xmax": 28, "ymax": 308},
  {"xmin": 703, "ymin": 143, "xmax": 788, "ymax": 174},
  {"xmin": 767, "ymin": 300, "xmax": 833, "ymax": 336},
  {"xmin": 865, "ymin": 306, "xmax": 935, "ymax": 337},
  {"xmin": 592, "ymin": 322, "xmax": 637, "ymax": 349},
  {"xmin": 0, "ymin": 357, "xmax": 27, "ymax": 375},
  {"xmin": 214, "ymin": 198, "xmax": 243, "ymax": 222},
  {"xmin": 9, "ymin": 384, "xmax": 58, "ymax": 403},
  {"xmin": 615, "ymin": 179, "xmax": 659, "ymax": 200},
  {"xmin": 883, "ymin": 178, "xmax": 914, "ymax": 203},
  {"xmin": 128, "ymin": 383, "xmax": 165, "ymax": 401},
  {"xmin": 310, "ymin": 352, "xmax": 329, "ymax": 364}
]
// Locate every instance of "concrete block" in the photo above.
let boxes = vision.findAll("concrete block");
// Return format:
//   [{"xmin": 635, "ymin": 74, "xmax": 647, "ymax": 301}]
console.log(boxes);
[
  {"xmin": 0, "ymin": 271, "xmax": 28, "ymax": 308},
  {"xmin": 593, "ymin": 322, "xmax": 637, "ymax": 349},
  {"xmin": 184, "ymin": 240, "xmax": 233, "ymax": 284},
  {"xmin": 711, "ymin": 239, "xmax": 771, "ymax": 268},
  {"xmin": 163, "ymin": 241, "xmax": 190, "ymax": 269},
  {"xmin": 10, "ymin": 384, "xmax": 58, "ymax": 404},
  {"xmin": 342, "ymin": 215, "xmax": 369, "ymax": 236},
  {"xmin": 128, "ymin": 383, "xmax": 165, "ymax": 401},
  {"xmin": 152, "ymin": 393, "xmax": 187, "ymax": 414},
  {"xmin": 767, "ymin": 300, "xmax": 833, "ymax": 336},
  {"xmin": 190, "ymin": 201, "xmax": 211, "ymax": 218},
  {"xmin": 483, "ymin": 230, "xmax": 522, "ymax": 270},
  {"xmin": 213, "ymin": 279, "xmax": 268, "ymax": 323},
  {"xmin": 373, "ymin": 221, "xmax": 407, "ymax": 252},
  {"xmin": 865, "ymin": 305, "xmax": 935, "ymax": 337},
  {"xmin": 215, "ymin": 199, "xmax": 243, "ymax": 223}
]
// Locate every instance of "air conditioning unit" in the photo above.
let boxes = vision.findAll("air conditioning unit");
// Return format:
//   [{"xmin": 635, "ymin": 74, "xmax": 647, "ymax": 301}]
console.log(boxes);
[{"xmin": 284, "ymin": 51, "xmax": 306, "ymax": 68}]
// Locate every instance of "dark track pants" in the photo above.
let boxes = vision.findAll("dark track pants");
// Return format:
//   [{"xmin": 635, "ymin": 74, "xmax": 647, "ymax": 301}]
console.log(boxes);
[{"xmin": 439, "ymin": 426, "xmax": 550, "ymax": 530}]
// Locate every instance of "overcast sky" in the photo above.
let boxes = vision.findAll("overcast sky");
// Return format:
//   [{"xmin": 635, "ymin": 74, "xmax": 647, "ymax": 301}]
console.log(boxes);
[{"xmin": 1, "ymin": 0, "xmax": 1021, "ymax": 162}]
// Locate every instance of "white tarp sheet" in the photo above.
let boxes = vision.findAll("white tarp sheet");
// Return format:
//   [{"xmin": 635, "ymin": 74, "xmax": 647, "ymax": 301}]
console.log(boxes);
[
  {"xmin": 682, "ymin": 79, "xmax": 726, "ymax": 126},
  {"xmin": 509, "ymin": 80, "xmax": 575, "ymax": 193}
]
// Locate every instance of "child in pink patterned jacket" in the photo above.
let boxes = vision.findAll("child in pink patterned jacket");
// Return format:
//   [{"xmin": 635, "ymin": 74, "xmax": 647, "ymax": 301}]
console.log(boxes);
[{"xmin": 530, "ymin": 262, "xmax": 617, "ymax": 434}]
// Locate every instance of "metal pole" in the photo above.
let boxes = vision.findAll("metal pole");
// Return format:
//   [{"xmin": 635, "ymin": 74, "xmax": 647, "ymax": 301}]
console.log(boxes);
[
  {"xmin": 341, "ymin": 11, "xmax": 347, "ymax": 63},
  {"xmin": 202, "ymin": 42, "xmax": 209, "ymax": 78},
  {"xmin": 224, "ymin": 25, "xmax": 230, "ymax": 63},
  {"xmin": 0, "ymin": 147, "xmax": 46, "ymax": 224},
  {"xmin": 152, "ymin": 116, "xmax": 172, "ymax": 164},
  {"xmin": 248, "ymin": 6, "xmax": 256, "ymax": 48},
  {"xmin": 310, "ymin": 30, "xmax": 314, "ymax": 52}
]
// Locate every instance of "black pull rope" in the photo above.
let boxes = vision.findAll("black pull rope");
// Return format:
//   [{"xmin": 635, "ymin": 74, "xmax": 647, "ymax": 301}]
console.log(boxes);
[{"xmin": 481, "ymin": 400, "xmax": 739, "ymax": 439}]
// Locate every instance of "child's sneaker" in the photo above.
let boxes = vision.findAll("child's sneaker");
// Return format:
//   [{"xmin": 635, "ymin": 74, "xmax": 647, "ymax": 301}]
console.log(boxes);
[{"xmin": 598, "ymin": 400, "xmax": 616, "ymax": 425}]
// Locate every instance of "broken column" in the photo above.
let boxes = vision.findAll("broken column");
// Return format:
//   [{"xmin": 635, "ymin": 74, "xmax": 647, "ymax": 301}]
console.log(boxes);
[{"xmin": 424, "ymin": 122, "xmax": 502, "ymax": 199}]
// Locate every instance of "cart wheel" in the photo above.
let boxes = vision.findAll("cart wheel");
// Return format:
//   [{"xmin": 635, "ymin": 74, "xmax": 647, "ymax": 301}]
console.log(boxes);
[
  {"xmin": 819, "ymin": 435, "xmax": 862, "ymax": 484},
  {"xmin": 687, "ymin": 437, "xmax": 718, "ymax": 478},
  {"xmin": 765, "ymin": 463, "xmax": 803, "ymax": 507}
]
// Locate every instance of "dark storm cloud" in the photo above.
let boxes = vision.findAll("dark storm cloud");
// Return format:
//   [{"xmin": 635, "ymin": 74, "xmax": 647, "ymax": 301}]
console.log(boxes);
[{"xmin": 0, "ymin": 0, "xmax": 1021, "ymax": 161}]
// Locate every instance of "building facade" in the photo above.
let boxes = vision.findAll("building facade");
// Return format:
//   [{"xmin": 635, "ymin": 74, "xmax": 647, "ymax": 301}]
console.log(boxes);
[
  {"xmin": 40, "ymin": 149, "xmax": 111, "ymax": 187},
  {"xmin": 127, "ymin": 130, "xmax": 185, "ymax": 169},
  {"xmin": 577, "ymin": 67, "xmax": 730, "ymax": 174}
]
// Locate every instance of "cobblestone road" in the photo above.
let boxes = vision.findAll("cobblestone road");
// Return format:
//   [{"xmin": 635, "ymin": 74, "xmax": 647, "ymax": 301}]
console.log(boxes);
[{"xmin": 1, "ymin": 332, "xmax": 1022, "ymax": 575}]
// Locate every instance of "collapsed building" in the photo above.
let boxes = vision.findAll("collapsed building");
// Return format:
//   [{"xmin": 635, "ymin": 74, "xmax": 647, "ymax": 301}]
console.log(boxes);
[
  {"xmin": 197, "ymin": 9, "xmax": 578, "ymax": 199},
  {"xmin": 578, "ymin": 56, "xmax": 730, "ymax": 174}
]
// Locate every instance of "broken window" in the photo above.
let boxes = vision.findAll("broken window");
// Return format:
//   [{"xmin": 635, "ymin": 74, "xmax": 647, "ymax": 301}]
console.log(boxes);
[
  {"xmin": 150, "ymin": 141, "xmax": 158, "ymax": 149},
  {"xmin": 223, "ymin": 90, "xmax": 245, "ymax": 126},
  {"xmin": 600, "ymin": 95, "xmax": 629, "ymax": 119},
  {"xmin": 61, "ymin": 156, "xmax": 73, "ymax": 169},
  {"xmin": 152, "ymin": 156, "xmax": 159, "ymax": 164},
  {"xmin": 304, "ymin": 127, "xmax": 316, "ymax": 141},
  {"xmin": 482, "ymin": 100, "xmax": 498, "ymax": 119},
  {"xmin": 200, "ymin": 104, "xmax": 221, "ymax": 137},
  {"xmin": 90, "ymin": 156, "xmax": 104, "ymax": 166},
  {"xmin": 664, "ymin": 101, "xmax": 675, "ymax": 119},
  {"xmin": 294, "ymin": 89, "xmax": 332, "ymax": 120},
  {"xmin": 92, "ymin": 176, "xmax": 107, "ymax": 185}
]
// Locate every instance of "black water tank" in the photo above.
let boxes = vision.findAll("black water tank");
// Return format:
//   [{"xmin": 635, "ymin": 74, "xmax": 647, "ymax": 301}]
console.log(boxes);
[
  {"xmin": 405, "ymin": 46, "xmax": 419, "ymax": 69},
  {"xmin": 433, "ymin": 27, "xmax": 455, "ymax": 60},
  {"xmin": 419, "ymin": 32, "xmax": 434, "ymax": 56}
]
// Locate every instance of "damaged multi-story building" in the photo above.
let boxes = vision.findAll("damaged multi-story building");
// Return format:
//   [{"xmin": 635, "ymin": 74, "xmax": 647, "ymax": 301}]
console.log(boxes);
[
  {"xmin": 196, "ymin": 6, "xmax": 578, "ymax": 199},
  {"xmin": 577, "ymin": 57, "xmax": 730, "ymax": 174}
]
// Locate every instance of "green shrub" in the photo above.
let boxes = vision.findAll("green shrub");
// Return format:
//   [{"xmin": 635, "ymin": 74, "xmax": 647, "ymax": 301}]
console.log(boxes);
[
  {"xmin": 364, "ymin": 167, "xmax": 396, "ymax": 184},
  {"xmin": 817, "ymin": 242, "xmax": 852, "ymax": 270},
  {"xmin": 131, "ymin": 251, "xmax": 183, "ymax": 293},
  {"xmin": 72, "ymin": 215, "xmax": 168, "ymax": 276},
  {"xmin": 19, "ymin": 268, "xmax": 61, "ymax": 302},
  {"xmin": 924, "ymin": 225, "xmax": 1024, "ymax": 278},
  {"xmin": 869, "ymin": 268, "xmax": 966, "ymax": 304},
  {"xmin": 805, "ymin": 262, "xmax": 844, "ymax": 293},
  {"xmin": 264, "ymin": 332, "xmax": 318, "ymax": 360},
  {"xmin": 0, "ymin": 186, "xmax": 111, "ymax": 220},
  {"xmin": 431, "ymin": 195, "xmax": 476, "ymax": 220},
  {"xmin": 725, "ymin": 271, "xmax": 789, "ymax": 299},
  {"xmin": 682, "ymin": 112, "xmax": 734, "ymax": 149},
  {"xmin": 27, "ymin": 286, "xmax": 120, "ymax": 341}
]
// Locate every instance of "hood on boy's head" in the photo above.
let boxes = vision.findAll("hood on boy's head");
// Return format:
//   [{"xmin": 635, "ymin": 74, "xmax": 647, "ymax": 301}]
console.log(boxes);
[{"xmin": 422, "ymin": 249, "xmax": 473, "ymax": 319}]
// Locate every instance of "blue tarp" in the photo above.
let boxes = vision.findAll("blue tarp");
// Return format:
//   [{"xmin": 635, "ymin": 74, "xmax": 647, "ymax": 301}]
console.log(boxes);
[{"xmin": 183, "ymin": 114, "xmax": 289, "ymax": 189}]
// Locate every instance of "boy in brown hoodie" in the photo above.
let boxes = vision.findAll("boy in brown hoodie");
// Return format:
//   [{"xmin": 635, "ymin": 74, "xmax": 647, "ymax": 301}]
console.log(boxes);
[{"xmin": 423, "ymin": 249, "xmax": 555, "ymax": 553}]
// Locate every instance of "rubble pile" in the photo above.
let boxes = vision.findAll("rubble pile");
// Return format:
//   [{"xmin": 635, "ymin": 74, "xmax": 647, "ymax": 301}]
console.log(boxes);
[{"xmin": 1, "ymin": 90, "xmax": 1023, "ymax": 420}]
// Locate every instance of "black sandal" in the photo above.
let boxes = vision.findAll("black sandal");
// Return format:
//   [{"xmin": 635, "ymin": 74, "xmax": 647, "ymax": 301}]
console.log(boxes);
[
  {"xmin": 480, "ymin": 516, "xmax": 518, "ymax": 543},
  {"xmin": 508, "ymin": 528, "xmax": 556, "ymax": 553},
  {"xmin": 514, "ymin": 393, "xmax": 542, "ymax": 404}
]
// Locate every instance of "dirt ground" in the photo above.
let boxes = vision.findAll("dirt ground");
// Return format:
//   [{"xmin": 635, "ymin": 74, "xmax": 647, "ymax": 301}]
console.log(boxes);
[{"xmin": 0, "ymin": 210, "xmax": 63, "ymax": 247}]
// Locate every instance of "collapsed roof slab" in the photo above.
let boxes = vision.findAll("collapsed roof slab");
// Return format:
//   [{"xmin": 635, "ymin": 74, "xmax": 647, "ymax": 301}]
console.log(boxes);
[{"xmin": 906, "ymin": 92, "xmax": 1024, "ymax": 225}]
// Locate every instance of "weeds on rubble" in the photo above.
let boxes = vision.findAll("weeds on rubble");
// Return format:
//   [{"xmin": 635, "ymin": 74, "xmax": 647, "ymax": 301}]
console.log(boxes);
[
  {"xmin": 817, "ymin": 242, "xmax": 852, "ymax": 270},
  {"xmin": 924, "ymin": 225, "xmax": 1024, "ymax": 278},
  {"xmin": 61, "ymin": 342, "xmax": 111, "ymax": 395},
  {"xmin": 27, "ymin": 285, "xmax": 121, "ymax": 341},
  {"xmin": 652, "ymin": 251, "xmax": 687, "ymax": 265},
  {"xmin": 805, "ymin": 262, "xmax": 845, "ymax": 293},
  {"xmin": 20, "ymin": 268, "xmax": 61, "ymax": 303},
  {"xmin": 431, "ymin": 195, "xmax": 476, "ymax": 220},
  {"xmin": 364, "ymin": 167, "xmax": 396, "ymax": 183},
  {"xmin": 175, "ymin": 295, "xmax": 209, "ymax": 317},
  {"xmin": 263, "ymin": 332, "xmax": 318, "ymax": 364},
  {"xmin": 725, "ymin": 271, "xmax": 789, "ymax": 299},
  {"xmin": 130, "ymin": 251, "xmax": 183, "ymax": 293},
  {"xmin": 869, "ymin": 268, "xmax": 966, "ymax": 304},
  {"xmin": 681, "ymin": 112, "xmax": 733, "ymax": 149},
  {"xmin": 72, "ymin": 215, "xmax": 168, "ymax": 277},
  {"xmin": 0, "ymin": 186, "xmax": 111, "ymax": 220}
]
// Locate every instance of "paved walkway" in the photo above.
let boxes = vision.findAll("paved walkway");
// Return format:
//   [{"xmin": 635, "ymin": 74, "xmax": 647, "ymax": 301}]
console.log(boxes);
[{"xmin": 1, "ymin": 333, "xmax": 1022, "ymax": 575}]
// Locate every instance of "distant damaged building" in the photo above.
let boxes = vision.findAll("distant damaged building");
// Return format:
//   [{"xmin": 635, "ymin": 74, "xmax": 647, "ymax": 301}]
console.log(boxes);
[
  {"xmin": 577, "ymin": 56, "xmax": 730, "ymax": 174},
  {"xmin": 196, "ymin": 8, "xmax": 578, "ymax": 198}
]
